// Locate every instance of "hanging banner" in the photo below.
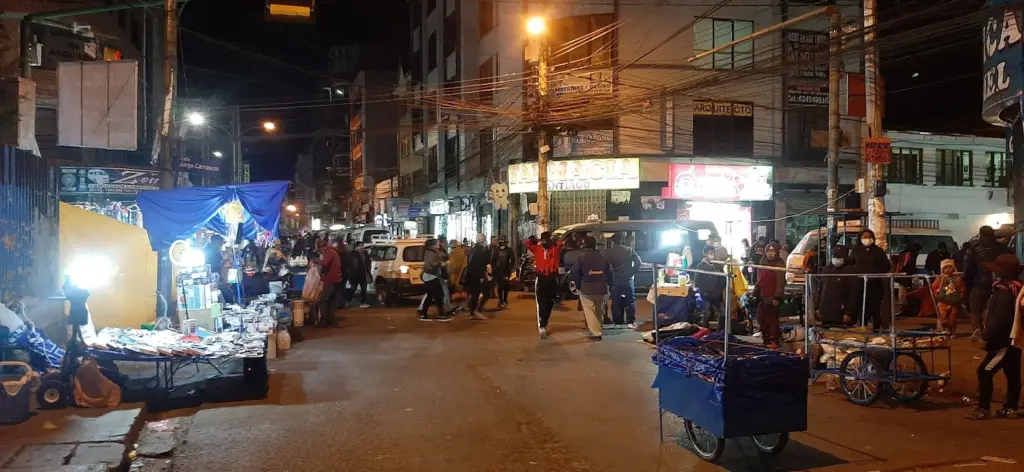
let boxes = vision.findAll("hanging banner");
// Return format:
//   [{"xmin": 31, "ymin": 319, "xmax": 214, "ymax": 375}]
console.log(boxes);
[
  {"xmin": 507, "ymin": 158, "xmax": 640, "ymax": 193},
  {"xmin": 661, "ymin": 164, "xmax": 773, "ymax": 201},
  {"xmin": 59, "ymin": 166, "xmax": 159, "ymax": 196}
]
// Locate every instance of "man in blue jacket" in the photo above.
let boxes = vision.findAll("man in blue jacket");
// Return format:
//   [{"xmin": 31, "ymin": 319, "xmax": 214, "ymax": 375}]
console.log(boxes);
[{"xmin": 574, "ymin": 236, "xmax": 614, "ymax": 341}]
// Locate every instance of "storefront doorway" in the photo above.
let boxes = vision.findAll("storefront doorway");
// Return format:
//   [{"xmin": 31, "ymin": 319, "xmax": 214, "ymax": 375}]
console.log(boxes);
[{"xmin": 686, "ymin": 201, "xmax": 752, "ymax": 259}]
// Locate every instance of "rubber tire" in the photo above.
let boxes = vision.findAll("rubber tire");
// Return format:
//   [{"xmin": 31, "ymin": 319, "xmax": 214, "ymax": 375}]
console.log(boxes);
[
  {"xmin": 684, "ymin": 419, "xmax": 725, "ymax": 462},
  {"xmin": 36, "ymin": 377, "xmax": 67, "ymax": 410},
  {"xmin": 752, "ymin": 432, "xmax": 789, "ymax": 455},
  {"xmin": 885, "ymin": 352, "xmax": 929, "ymax": 402},
  {"xmin": 376, "ymin": 283, "xmax": 394, "ymax": 307},
  {"xmin": 839, "ymin": 351, "xmax": 883, "ymax": 406}
]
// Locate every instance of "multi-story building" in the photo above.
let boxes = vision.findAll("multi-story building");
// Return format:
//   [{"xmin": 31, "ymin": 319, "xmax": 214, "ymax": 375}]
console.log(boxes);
[
  {"xmin": 350, "ymin": 70, "xmax": 400, "ymax": 224},
  {"xmin": 403, "ymin": 0, "xmax": 866, "ymax": 252}
]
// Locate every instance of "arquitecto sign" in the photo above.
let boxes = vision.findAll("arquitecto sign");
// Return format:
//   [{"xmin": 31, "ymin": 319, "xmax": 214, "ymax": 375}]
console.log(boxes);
[
  {"xmin": 661, "ymin": 164, "xmax": 773, "ymax": 201},
  {"xmin": 507, "ymin": 158, "xmax": 640, "ymax": 193}
]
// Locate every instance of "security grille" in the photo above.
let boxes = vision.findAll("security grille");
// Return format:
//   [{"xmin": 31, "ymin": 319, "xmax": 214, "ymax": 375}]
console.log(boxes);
[{"xmin": 550, "ymin": 190, "xmax": 607, "ymax": 230}]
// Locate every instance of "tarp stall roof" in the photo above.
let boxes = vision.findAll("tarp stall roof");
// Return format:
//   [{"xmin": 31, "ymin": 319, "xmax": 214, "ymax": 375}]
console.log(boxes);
[{"xmin": 136, "ymin": 181, "xmax": 289, "ymax": 250}]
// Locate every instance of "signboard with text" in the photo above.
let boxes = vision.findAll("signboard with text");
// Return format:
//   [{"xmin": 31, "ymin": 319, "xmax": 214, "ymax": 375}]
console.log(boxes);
[
  {"xmin": 507, "ymin": 158, "xmax": 640, "ymax": 194},
  {"xmin": 982, "ymin": 1, "xmax": 1023, "ymax": 125},
  {"xmin": 552, "ymin": 130, "xmax": 614, "ymax": 157},
  {"xmin": 552, "ymin": 69, "xmax": 614, "ymax": 98},
  {"xmin": 59, "ymin": 166, "xmax": 159, "ymax": 196},
  {"xmin": 177, "ymin": 156, "xmax": 222, "ymax": 177},
  {"xmin": 863, "ymin": 137, "xmax": 892, "ymax": 164},
  {"xmin": 661, "ymin": 164, "xmax": 773, "ymax": 201}
]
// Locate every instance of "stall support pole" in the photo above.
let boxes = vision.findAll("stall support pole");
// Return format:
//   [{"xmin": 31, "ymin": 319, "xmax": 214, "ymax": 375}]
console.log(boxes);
[
  {"xmin": 724, "ymin": 269, "xmax": 731, "ymax": 357},
  {"xmin": 861, "ymin": 275, "xmax": 868, "ymax": 327},
  {"xmin": 652, "ymin": 265, "xmax": 662, "ymax": 444}
]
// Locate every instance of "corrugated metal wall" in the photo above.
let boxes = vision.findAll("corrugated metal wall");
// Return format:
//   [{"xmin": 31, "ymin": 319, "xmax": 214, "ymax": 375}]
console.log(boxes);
[{"xmin": 0, "ymin": 145, "xmax": 59, "ymax": 303}]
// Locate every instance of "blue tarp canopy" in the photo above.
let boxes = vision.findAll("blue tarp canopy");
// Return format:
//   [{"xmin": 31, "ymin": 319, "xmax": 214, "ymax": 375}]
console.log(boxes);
[{"xmin": 136, "ymin": 181, "xmax": 289, "ymax": 250}]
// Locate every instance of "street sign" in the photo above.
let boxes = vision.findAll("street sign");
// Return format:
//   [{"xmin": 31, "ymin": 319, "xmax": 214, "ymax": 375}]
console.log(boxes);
[{"xmin": 863, "ymin": 137, "xmax": 892, "ymax": 164}]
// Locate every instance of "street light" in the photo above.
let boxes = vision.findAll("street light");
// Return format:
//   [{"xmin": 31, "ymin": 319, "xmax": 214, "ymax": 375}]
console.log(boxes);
[
  {"xmin": 262, "ymin": 121, "xmax": 277, "ymax": 132},
  {"xmin": 526, "ymin": 16, "xmax": 546, "ymax": 36},
  {"xmin": 186, "ymin": 112, "xmax": 205, "ymax": 126},
  {"xmin": 212, "ymin": 150, "xmax": 223, "ymax": 158},
  {"xmin": 285, "ymin": 204, "xmax": 297, "ymax": 213}
]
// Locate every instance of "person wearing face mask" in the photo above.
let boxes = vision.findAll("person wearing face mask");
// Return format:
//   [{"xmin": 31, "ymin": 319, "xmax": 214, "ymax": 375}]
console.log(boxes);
[
  {"xmin": 694, "ymin": 245, "xmax": 727, "ymax": 327},
  {"xmin": 491, "ymin": 236, "xmax": 516, "ymax": 308},
  {"xmin": 851, "ymin": 229, "xmax": 891, "ymax": 330},
  {"xmin": 525, "ymin": 232, "xmax": 564, "ymax": 338},
  {"xmin": 755, "ymin": 242, "xmax": 786, "ymax": 347},
  {"xmin": 814, "ymin": 245, "xmax": 860, "ymax": 326},
  {"xmin": 706, "ymin": 233, "xmax": 730, "ymax": 263}
]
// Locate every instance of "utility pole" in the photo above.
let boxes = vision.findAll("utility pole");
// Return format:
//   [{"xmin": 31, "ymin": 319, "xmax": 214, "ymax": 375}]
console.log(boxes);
[
  {"xmin": 158, "ymin": 0, "xmax": 178, "ymax": 190},
  {"xmin": 526, "ymin": 17, "xmax": 550, "ymax": 234},
  {"xmin": 826, "ymin": 7, "xmax": 841, "ymax": 211},
  {"xmin": 233, "ymin": 105, "xmax": 242, "ymax": 183},
  {"xmin": 864, "ymin": 0, "xmax": 887, "ymax": 247}
]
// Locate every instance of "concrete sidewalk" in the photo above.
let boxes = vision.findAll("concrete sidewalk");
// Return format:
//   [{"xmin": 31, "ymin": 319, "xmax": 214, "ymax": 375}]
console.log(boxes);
[{"xmin": 0, "ymin": 406, "xmax": 144, "ymax": 471}]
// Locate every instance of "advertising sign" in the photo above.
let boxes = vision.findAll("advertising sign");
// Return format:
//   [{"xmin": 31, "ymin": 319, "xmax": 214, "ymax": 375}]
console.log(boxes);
[
  {"xmin": 787, "ymin": 82, "xmax": 829, "ymax": 107},
  {"xmin": 863, "ymin": 137, "xmax": 893, "ymax": 164},
  {"xmin": 552, "ymin": 69, "xmax": 614, "ymax": 98},
  {"xmin": 983, "ymin": 2, "xmax": 1023, "ymax": 125},
  {"xmin": 783, "ymin": 29, "xmax": 828, "ymax": 80},
  {"xmin": 428, "ymin": 199, "xmax": 449, "ymax": 215},
  {"xmin": 661, "ymin": 164, "xmax": 773, "ymax": 202},
  {"xmin": 408, "ymin": 204, "xmax": 427, "ymax": 218},
  {"xmin": 58, "ymin": 60, "xmax": 139, "ymax": 150},
  {"xmin": 507, "ymin": 158, "xmax": 640, "ymax": 194},
  {"xmin": 177, "ymin": 156, "xmax": 222, "ymax": 177},
  {"xmin": 552, "ymin": 130, "xmax": 614, "ymax": 157},
  {"xmin": 59, "ymin": 166, "xmax": 159, "ymax": 196}
]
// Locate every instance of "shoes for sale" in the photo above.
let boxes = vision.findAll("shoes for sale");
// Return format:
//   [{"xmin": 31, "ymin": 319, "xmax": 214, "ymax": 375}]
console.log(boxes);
[
  {"xmin": 966, "ymin": 407, "xmax": 991, "ymax": 420},
  {"xmin": 996, "ymin": 407, "xmax": 1020, "ymax": 419},
  {"xmin": 539, "ymin": 327, "xmax": 549, "ymax": 339}
]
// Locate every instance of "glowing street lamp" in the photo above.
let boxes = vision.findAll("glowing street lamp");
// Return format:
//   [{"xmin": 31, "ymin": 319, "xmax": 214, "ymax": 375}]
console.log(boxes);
[
  {"xmin": 212, "ymin": 150, "xmax": 223, "ymax": 158},
  {"xmin": 186, "ymin": 112, "xmax": 206, "ymax": 126},
  {"xmin": 262, "ymin": 121, "xmax": 277, "ymax": 132},
  {"xmin": 526, "ymin": 17, "xmax": 546, "ymax": 36},
  {"xmin": 285, "ymin": 204, "xmax": 297, "ymax": 213}
]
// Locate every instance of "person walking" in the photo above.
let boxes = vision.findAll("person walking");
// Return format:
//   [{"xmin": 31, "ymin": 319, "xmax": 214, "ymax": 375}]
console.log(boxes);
[
  {"xmin": 419, "ymin": 238, "xmax": 452, "ymax": 322},
  {"xmin": 464, "ymin": 233, "xmax": 492, "ymax": 320},
  {"xmin": 967, "ymin": 253, "xmax": 1022, "ymax": 420},
  {"xmin": 606, "ymin": 234, "xmax": 642, "ymax": 329},
  {"xmin": 574, "ymin": 236, "xmax": 613, "ymax": 341},
  {"xmin": 851, "ymin": 229, "xmax": 891, "ymax": 330},
  {"xmin": 755, "ymin": 242, "xmax": 785, "ymax": 347},
  {"xmin": 448, "ymin": 239, "xmax": 468, "ymax": 298},
  {"xmin": 312, "ymin": 239, "xmax": 343, "ymax": 328},
  {"xmin": 964, "ymin": 226, "xmax": 1013, "ymax": 341},
  {"xmin": 492, "ymin": 236, "xmax": 516, "ymax": 308},
  {"xmin": 524, "ymin": 232, "xmax": 563, "ymax": 339},
  {"xmin": 346, "ymin": 242, "xmax": 372, "ymax": 308}
]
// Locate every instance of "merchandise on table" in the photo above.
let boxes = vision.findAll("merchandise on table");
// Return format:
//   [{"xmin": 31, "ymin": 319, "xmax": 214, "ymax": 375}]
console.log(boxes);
[{"xmin": 88, "ymin": 328, "xmax": 267, "ymax": 359}]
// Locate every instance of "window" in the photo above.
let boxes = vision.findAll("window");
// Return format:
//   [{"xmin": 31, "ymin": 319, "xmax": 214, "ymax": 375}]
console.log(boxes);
[
  {"xmin": 428, "ymin": 33, "xmax": 438, "ymax": 72},
  {"xmin": 936, "ymin": 149, "xmax": 973, "ymax": 186},
  {"xmin": 478, "ymin": 56, "xmax": 494, "ymax": 105},
  {"xmin": 887, "ymin": 147, "xmax": 923, "ymax": 184},
  {"xmin": 444, "ymin": 135, "xmax": 459, "ymax": 183},
  {"xmin": 402, "ymin": 246, "xmax": 425, "ymax": 262},
  {"xmin": 693, "ymin": 18, "xmax": 754, "ymax": 70},
  {"xmin": 428, "ymin": 146, "xmax": 438, "ymax": 183},
  {"xmin": 479, "ymin": 0, "xmax": 495, "ymax": 36},
  {"xmin": 692, "ymin": 101, "xmax": 754, "ymax": 156},
  {"xmin": 400, "ymin": 135, "xmax": 411, "ymax": 160},
  {"xmin": 985, "ymin": 151, "xmax": 1009, "ymax": 187}
]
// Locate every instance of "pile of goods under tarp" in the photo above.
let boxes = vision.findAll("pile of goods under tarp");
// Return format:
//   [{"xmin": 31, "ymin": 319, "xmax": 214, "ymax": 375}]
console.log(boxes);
[
  {"xmin": 812, "ymin": 328, "xmax": 950, "ymax": 368},
  {"xmin": 651, "ymin": 333, "xmax": 809, "ymax": 437},
  {"xmin": 87, "ymin": 328, "xmax": 267, "ymax": 359}
]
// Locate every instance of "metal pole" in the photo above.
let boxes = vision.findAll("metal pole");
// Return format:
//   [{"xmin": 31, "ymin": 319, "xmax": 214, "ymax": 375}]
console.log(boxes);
[
  {"xmin": 233, "ymin": 105, "xmax": 242, "ymax": 183},
  {"xmin": 19, "ymin": 20, "xmax": 32, "ymax": 78},
  {"xmin": 864, "ymin": 0, "xmax": 887, "ymax": 247},
  {"xmin": 652, "ymin": 265, "xmax": 662, "ymax": 444},
  {"xmin": 826, "ymin": 8, "xmax": 841, "ymax": 211},
  {"xmin": 724, "ymin": 268, "xmax": 731, "ymax": 357},
  {"xmin": 536, "ymin": 41, "xmax": 550, "ymax": 234},
  {"xmin": 158, "ymin": 0, "xmax": 178, "ymax": 190},
  {"xmin": 688, "ymin": 7, "xmax": 831, "ymax": 63}
]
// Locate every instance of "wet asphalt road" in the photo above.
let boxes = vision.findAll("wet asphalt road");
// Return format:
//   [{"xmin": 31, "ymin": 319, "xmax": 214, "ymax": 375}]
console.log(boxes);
[{"xmin": 169, "ymin": 293, "xmax": 1024, "ymax": 472}]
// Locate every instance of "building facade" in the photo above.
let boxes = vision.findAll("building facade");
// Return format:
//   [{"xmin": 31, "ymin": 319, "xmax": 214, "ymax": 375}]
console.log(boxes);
[{"xmin": 350, "ymin": 70, "xmax": 400, "ymax": 224}]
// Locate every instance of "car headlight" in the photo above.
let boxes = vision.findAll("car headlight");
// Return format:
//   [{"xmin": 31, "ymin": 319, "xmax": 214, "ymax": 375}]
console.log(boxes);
[{"xmin": 399, "ymin": 265, "xmax": 409, "ymax": 274}]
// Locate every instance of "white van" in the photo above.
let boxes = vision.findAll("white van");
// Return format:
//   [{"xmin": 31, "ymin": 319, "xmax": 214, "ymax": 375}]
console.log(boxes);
[
  {"xmin": 346, "ymin": 227, "xmax": 390, "ymax": 244},
  {"xmin": 786, "ymin": 222, "xmax": 957, "ymax": 285}
]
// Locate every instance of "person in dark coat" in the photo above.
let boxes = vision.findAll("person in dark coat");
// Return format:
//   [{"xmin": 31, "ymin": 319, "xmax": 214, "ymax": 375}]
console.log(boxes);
[
  {"xmin": 967, "ymin": 253, "xmax": 1022, "ymax": 420},
  {"xmin": 694, "ymin": 245, "xmax": 727, "ymax": 327},
  {"xmin": 850, "ymin": 229, "xmax": 891, "ymax": 330},
  {"xmin": 574, "ymin": 236, "xmax": 613, "ymax": 341},
  {"xmin": 345, "ymin": 242, "xmax": 372, "ymax": 307},
  {"xmin": 953, "ymin": 241, "xmax": 970, "ymax": 272},
  {"xmin": 464, "ymin": 233, "xmax": 492, "ymax": 320},
  {"xmin": 815, "ymin": 245, "xmax": 860, "ymax": 326},
  {"xmin": 964, "ymin": 226, "xmax": 1013, "ymax": 340},
  {"xmin": 755, "ymin": 242, "xmax": 785, "ymax": 346},
  {"xmin": 925, "ymin": 242, "xmax": 952, "ymax": 275},
  {"xmin": 491, "ymin": 236, "xmax": 516, "ymax": 308}
]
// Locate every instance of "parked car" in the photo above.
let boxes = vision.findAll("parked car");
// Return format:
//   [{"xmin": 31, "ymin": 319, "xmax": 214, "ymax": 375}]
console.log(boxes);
[{"xmin": 367, "ymin": 238, "xmax": 427, "ymax": 306}]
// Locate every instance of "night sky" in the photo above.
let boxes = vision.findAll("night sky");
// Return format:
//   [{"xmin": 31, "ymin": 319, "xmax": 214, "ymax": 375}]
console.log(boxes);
[{"xmin": 175, "ymin": 0, "xmax": 993, "ymax": 180}]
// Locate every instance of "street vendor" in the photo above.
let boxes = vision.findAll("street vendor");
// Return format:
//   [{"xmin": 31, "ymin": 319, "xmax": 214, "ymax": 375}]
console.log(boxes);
[
  {"xmin": 755, "ymin": 242, "xmax": 785, "ymax": 347},
  {"xmin": 814, "ymin": 245, "xmax": 859, "ymax": 326}
]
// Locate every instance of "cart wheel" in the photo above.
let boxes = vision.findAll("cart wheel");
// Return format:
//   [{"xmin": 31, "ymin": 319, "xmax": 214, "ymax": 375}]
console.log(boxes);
[
  {"xmin": 684, "ymin": 419, "xmax": 725, "ymax": 462},
  {"xmin": 752, "ymin": 432, "xmax": 789, "ymax": 455},
  {"xmin": 36, "ymin": 375, "xmax": 67, "ymax": 410},
  {"xmin": 839, "ymin": 351, "xmax": 882, "ymax": 406},
  {"xmin": 885, "ymin": 352, "xmax": 928, "ymax": 402}
]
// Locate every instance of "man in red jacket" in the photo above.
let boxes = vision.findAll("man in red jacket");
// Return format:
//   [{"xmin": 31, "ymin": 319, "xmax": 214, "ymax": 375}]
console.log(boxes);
[
  {"xmin": 524, "ymin": 231, "xmax": 563, "ymax": 338},
  {"xmin": 314, "ymin": 239, "xmax": 343, "ymax": 327}
]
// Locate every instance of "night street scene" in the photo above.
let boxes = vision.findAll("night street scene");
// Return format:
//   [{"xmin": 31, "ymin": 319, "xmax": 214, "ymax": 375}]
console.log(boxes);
[{"xmin": 5, "ymin": 0, "xmax": 1024, "ymax": 471}]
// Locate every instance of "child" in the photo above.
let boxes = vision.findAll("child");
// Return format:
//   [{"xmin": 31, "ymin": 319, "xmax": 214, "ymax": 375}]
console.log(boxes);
[
  {"xmin": 967, "ymin": 253, "xmax": 1022, "ymax": 420},
  {"xmin": 932, "ymin": 258, "xmax": 965, "ymax": 336}
]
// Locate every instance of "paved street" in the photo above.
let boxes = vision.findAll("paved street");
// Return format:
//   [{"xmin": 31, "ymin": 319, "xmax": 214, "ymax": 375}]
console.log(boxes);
[{"xmin": 158, "ymin": 292, "xmax": 1022, "ymax": 472}]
